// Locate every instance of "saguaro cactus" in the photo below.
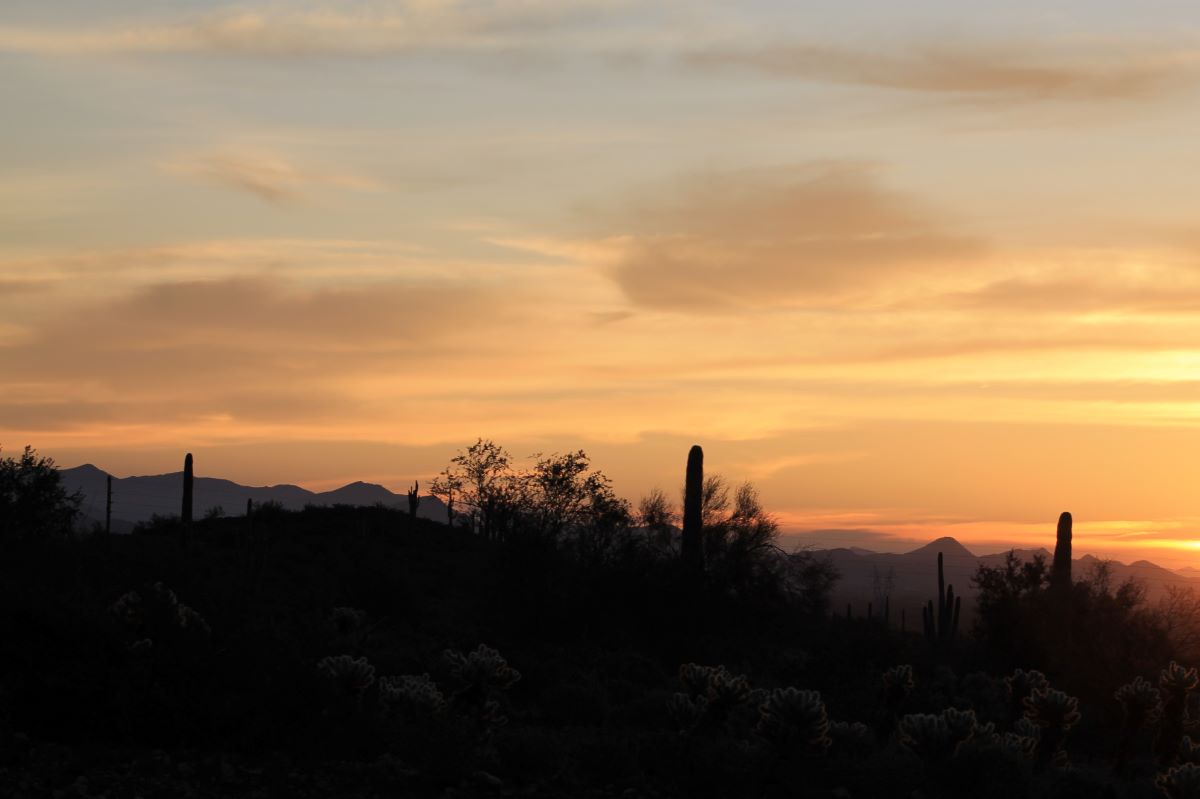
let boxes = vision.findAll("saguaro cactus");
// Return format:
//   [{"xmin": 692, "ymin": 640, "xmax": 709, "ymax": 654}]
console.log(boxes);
[
  {"xmin": 1051, "ymin": 512, "xmax": 1072, "ymax": 592},
  {"xmin": 682, "ymin": 445, "xmax": 704, "ymax": 570},
  {"xmin": 407, "ymin": 481, "xmax": 421, "ymax": 518},
  {"xmin": 922, "ymin": 552, "xmax": 960, "ymax": 646},
  {"xmin": 182, "ymin": 453, "xmax": 194, "ymax": 524}
]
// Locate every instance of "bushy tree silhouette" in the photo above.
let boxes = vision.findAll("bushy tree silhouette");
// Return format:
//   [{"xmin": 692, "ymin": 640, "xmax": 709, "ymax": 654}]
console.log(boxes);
[{"xmin": 0, "ymin": 445, "xmax": 81, "ymax": 538}]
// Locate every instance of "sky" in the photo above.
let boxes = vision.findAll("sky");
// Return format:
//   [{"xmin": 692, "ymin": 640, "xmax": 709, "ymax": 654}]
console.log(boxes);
[{"xmin": 5, "ymin": 1, "xmax": 1200, "ymax": 565}]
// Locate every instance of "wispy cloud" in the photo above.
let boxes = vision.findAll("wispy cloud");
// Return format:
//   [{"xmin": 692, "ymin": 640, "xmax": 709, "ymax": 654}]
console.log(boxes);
[
  {"xmin": 162, "ymin": 150, "xmax": 381, "ymax": 204},
  {"xmin": 0, "ymin": 2, "xmax": 629, "ymax": 58},
  {"xmin": 687, "ymin": 40, "xmax": 1200, "ymax": 102}
]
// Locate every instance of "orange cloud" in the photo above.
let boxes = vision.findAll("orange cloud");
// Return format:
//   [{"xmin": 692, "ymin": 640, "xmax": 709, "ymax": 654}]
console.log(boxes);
[
  {"xmin": 607, "ymin": 163, "xmax": 982, "ymax": 311},
  {"xmin": 688, "ymin": 41, "xmax": 1199, "ymax": 102}
]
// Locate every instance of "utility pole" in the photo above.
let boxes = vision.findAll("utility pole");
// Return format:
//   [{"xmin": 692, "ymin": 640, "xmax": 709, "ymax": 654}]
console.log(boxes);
[{"xmin": 105, "ymin": 474, "xmax": 112, "ymax": 536}]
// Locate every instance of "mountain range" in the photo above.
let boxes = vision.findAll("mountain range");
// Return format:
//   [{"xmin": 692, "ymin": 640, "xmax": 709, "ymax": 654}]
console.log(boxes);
[
  {"xmin": 61, "ymin": 464, "xmax": 449, "ymax": 532},
  {"xmin": 815, "ymin": 535, "xmax": 1200, "ymax": 628}
]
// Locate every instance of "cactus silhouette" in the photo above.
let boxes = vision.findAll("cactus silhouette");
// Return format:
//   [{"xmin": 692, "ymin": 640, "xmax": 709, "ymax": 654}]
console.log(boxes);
[
  {"xmin": 898, "ymin": 708, "xmax": 977, "ymax": 765},
  {"xmin": 317, "ymin": 654, "xmax": 376, "ymax": 700},
  {"xmin": 666, "ymin": 692, "xmax": 709, "ymax": 735},
  {"xmin": 1024, "ymin": 687, "xmax": 1081, "ymax": 769},
  {"xmin": 1157, "ymin": 661, "xmax": 1199, "ymax": 764},
  {"xmin": 756, "ymin": 687, "xmax": 831, "ymax": 756},
  {"xmin": 407, "ymin": 480, "xmax": 420, "ymax": 518},
  {"xmin": 1115, "ymin": 676, "xmax": 1162, "ymax": 771},
  {"xmin": 1051, "ymin": 511, "xmax": 1072, "ymax": 592},
  {"xmin": 181, "ymin": 452, "xmax": 194, "ymax": 524},
  {"xmin": 676, "ymin": 663, "xmax": 750, "ymax": 728},
  {"xmin": 1179, "ymin": 737, "xmax": 1200, "ymax": 767},
  {"xmin": 1005, "ymin": 669, "xmax": 1050, "ymax": 726},
  {"xmin": 378, "ymin": 674, "xmax": 445, "ymax": 718},
  {"xmin": 880, "ymin": 665, "xmax": 914, "ymax": 741},
  {"xmin": 922, "ymin": 552, "xmax": 960, "ymax": 647},
  {"xmin": 682, "ymin": 444, "xmax": 704, "ymax": 570},
  {"xmin": 1157, "ymin": 763, "xmax": 1200, "ymax": 799}
]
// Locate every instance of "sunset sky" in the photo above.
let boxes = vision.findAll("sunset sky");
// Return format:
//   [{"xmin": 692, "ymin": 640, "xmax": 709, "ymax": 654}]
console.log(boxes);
[{"xmin": 6, "ymin": 1, "xmax": 1200, "ymax": 565}]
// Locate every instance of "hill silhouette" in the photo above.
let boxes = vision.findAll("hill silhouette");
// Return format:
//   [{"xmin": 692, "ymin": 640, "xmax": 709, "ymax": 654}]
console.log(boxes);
[
  {"xmin": 818, "ymin": 535, "xmax": 1199, "ymax": 626},
  {"xmin": 60, "ymin": 463, "xmax": 447, "ymax": 528}
]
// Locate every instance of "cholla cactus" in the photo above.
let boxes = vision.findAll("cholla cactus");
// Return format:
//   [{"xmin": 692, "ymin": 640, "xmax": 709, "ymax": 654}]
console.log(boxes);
[
  {"xmin": 1115, "ymin": 675, "xmax": 1163, "ymax": 771},
  {"xmin": 1161, "ymin": 662, "xmax": 1199, "ymax": 698},
  {"xmin": 829, "ymin": 721, "xmax": 874, "ymax": 756},
  {"xmin": 444, "ymin": 644, "xmax": 521, "ymax": 700},
  {"xmin": 327, "ymin": 606, "xmax": 368, "ymax": 652},
  {"xmin": 879, "ymin": 664, "xmax": 915, "ymax": 740},
  {"xmin": 317, "ymin": 655, "xmax": 376, "ymax": 698},
  {"xmin": 110, "ymin": 590, "xmax": 143, "ymax": 626},
  {"xmin": 330, "ymin": 606, "xmax": 367, "ymax": 637},
  {"xmin": 1157, "ymin": 763, "xmax": 1200, "ymax": 799},
  {"xmin": 1024, "ymin": 688, "xmax": 1080, "ymax": 769},
  {"xmin": 110, "ymin": 582, "xmax": 210, "ymax": 640},
  {"xmin": 1024, "ymin": 689, "xmax": 1081, "ymax": 730},
  {"xmin": 378, "ymin": 674, "xmax": 445, "ymax": 718},
  {"xmin": 883, "ymin": 665, "xmax": 914, "ymax": 702},
  {"xmin": 679, "ymin": 663, "xmax": 715, "ymax": 697},
  {"xmin": 756, "ymin": 687, "xmax": 831, "ymax": 755},
  {"xmin": 962, "ymin": 721, "xmax": 1036, "ymax": 761},
  {"xmin": 944, "ymin": 707, "xmax": 978, "ymax": 741},
  {"xmin": 675, "ymin": 663, "xmax": 752, "ymax": 725},
  {"xmin": 898, "ymin": 709, "xmax": 976, "ymax": 764},
  {"xmin": 1159, "ymin": 662, "xmax": 1200, "ymax": 764},
  {"xmin": 1180, "ymin": 737, "xmax": 1200, "ymax": 766},
  {"xmin": 1005, "ymin": 669, "xmax": 1049, "ymax": 724},
  {"xmin": 666, "ymin": 693, "xmax": 708, "ymax": 735},
  {"xmin": 1117, "ymin": 676, "xmax": 1162, "ymax": 729},
  {"xmin": 707, "ymin": 668, "xmax": 751, "ymax": 709}
]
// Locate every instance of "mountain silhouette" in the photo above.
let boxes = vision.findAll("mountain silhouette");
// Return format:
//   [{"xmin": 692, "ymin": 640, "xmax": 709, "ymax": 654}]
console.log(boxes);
[
  {"xmin": 61, "ymin": 464, "xmax": 447, "ymax": 529},
  {"xmin": 817, "ymin": 536, "xmax": 1197, "ymax": 626}
]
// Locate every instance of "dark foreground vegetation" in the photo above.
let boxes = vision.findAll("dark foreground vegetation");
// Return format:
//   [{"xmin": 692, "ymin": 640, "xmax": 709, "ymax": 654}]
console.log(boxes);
[{"xmin": 5, "ymin": 443, "xmax": 1200, "ymax": 797}]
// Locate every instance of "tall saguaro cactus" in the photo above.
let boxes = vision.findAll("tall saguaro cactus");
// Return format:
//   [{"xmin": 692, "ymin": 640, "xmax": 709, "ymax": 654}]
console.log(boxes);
[
  {"xmin": 407, "ymin": 481, "xmax": 421, "ymax": 518},
  {"xmin": 1051, "ymin": 511, "xmax": 1072, "ymax": 592},
  {"xmin": 682, "ymin": 445, "xmax": 704, "ymax": 571},
  {"xmin": 922, "ymin": 552, "xmax": 960, "ymax": 646},
  {"xmin": 182, "ymin": 453, "xmax": 194, "ymax": 524}
]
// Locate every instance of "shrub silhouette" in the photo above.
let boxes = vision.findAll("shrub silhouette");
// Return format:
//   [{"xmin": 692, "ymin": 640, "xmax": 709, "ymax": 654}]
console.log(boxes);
[{"xmin": 0, "ymin": 445, "xmax": 81, "ymax": 538}]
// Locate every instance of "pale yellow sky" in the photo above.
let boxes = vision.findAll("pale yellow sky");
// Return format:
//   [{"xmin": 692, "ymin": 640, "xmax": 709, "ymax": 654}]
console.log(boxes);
[{"xmin": 5, "ymin": 1, "xmax": 1200, "ymax": 565}]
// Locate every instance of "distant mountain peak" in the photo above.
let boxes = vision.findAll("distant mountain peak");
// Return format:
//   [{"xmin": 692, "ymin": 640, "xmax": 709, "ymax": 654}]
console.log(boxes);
[
  {"xmin": 909, "ymin": 536, "xmax": 976, "ymax": 559},
  {"xmin": 64, "ymin": 463, "xmax": 108, "ymax": 476}
]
